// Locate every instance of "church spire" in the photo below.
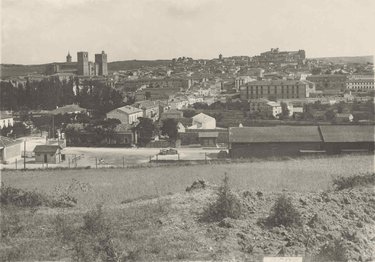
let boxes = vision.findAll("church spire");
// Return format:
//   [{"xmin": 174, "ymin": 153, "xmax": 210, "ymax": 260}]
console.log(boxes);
[{"xmin": 66, "ymin": 51, "xmax": 72, "ymax": 62}]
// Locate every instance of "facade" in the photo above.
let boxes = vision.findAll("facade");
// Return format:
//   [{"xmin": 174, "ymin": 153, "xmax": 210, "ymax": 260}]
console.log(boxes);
[
  {"xmin": 0, "ymin": 114, "xmax": 14, "ymax": 129},
  {"xmin": 77, "ymin": 51, "xmax": 89, "ymax": 76},
  {"xmin": 346, "ymin": 79, "xmax": 374, "ymax": 92},
  {"xmin": 160, "ymin": 110, "xmax": 183, "ymax": 120},
  {"xmin": 198, "ymin": 132, "xmax": 218, "ymax": 147},
  {"xmin": 106, "ymin": 106, "xmax": 143, "ymax": 125},
  {"xmin": 306, "ymin": 75, "xmax": 347, "ymax": 92},
  {"xmin": 33, "ymin": 145, "xmax": 61, "ymax": 164},
  {"xmin": 190, "ymin": 113, "xmax": 216, "ymax": 129},
  {"xmin": 249, "ymin": 99, "xmax": 293, "ymax": 118},
  {"xmin": 0, "ymin": 136, "xmax": 22, "ymax": 163},
  {"xmin": 229, "ymin": 126, "xmax": 322, "ymax": 158},
  {"xmin": 240, "ymin": 80, "xmax": 315, "ymax": 100},
  {"xmin": 95, "ymin": 51, "xmax": 108, "ymax": 76}
]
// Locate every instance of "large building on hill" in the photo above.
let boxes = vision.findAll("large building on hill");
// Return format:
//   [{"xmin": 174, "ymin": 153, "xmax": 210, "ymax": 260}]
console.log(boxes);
[
  {"xmin": 46, "ymin": 51, "xmax": 108, "ymax": 77},
  {"xmin": 240, "ymin": 80, "xmax": 315, "ymax": 100},
  {"xmin": 251, "ymin": 48, "xmax": 306, "ymax": 65}
]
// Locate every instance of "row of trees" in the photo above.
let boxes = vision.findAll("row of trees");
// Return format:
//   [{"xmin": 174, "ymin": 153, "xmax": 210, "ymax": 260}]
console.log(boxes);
[{"xmin": 0, "ymin": 79, "xmax": 124, "ymax": 116}]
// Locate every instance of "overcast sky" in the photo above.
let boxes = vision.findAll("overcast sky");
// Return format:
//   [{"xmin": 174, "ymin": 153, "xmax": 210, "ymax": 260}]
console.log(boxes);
[{"xmin": 1, "ymin": 0, "xmax": 374, "ymax": 64}]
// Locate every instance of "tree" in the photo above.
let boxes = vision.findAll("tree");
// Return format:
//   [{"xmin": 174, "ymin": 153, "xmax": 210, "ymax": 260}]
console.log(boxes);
[
  {"xmin": 280, "ymin": 102, "xmax": 290, "ymax": 119},
  {"xmin": 325, "ymin": 109, "xmax": 336, "ymax": 122},
  {"xmin": 134, "ymin": 117, "xmax": 155, "ymax": 146},
  {"xmin": 161, "ymin": 118, "xmax": 178, "ymax": 141}
]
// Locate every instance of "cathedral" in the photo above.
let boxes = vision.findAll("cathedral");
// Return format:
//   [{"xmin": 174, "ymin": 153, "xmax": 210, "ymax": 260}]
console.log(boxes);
[{"xmin": 46, "ymin": 51, "xmax": 108, "ymax": 76}]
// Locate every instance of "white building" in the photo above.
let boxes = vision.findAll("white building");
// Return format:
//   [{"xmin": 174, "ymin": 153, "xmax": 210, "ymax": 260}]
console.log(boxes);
[
  {"xmin": 346, "ymin": 79, "xmax": 374, "ymax": 92},
  {"xmin": 0, "ymin": 114, "xmax": 14, "ymax": 129},
  {"xmin": 106, "ymin": 106, "xmax": 143, "ymax": 125},
  {"xmin": 189, "ymin": 113, "xmax": 216, "ymax": 129}
]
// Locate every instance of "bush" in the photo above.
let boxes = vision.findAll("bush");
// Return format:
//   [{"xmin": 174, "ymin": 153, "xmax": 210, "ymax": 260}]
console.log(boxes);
[
  {"xmin": 312, "ymin": 239, "xmax": 348, "ymax": 262},
  {"xmin": 54, "ymin": 205, "xmax": 126, "ymax": 262},
  {"xmin": 202, "ymin": 174, "xmax": 242, "ymax": 221},
  {"xmin": 333, "ymin": 173, "xmax": 375, "ymax": 190},
  {"xmin": 266, "ymin": 194, "xmax": 302, "ymax": 227},
  {"xmin": 0, "ymin": 182, "xmax": 78, "ymax": 208},
  {"xmin": 1, "ymin": 206, "xmax": 23, "ymax": 238}
]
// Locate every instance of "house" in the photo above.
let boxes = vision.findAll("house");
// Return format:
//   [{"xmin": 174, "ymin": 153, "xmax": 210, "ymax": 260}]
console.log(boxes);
[
  {"xmin": 33, "ymin": 145, "xmax": 62, "ymax": 164},
  {"xmin": 106, "ymin": 106, "xmax": 143, "ymax": 125},
  {"xmin": 0, "ymin": 136, "xmax": 22, "ymax": 163},
  {"xmin": 189, "ymin": 113, "xmax": 216, "ymax": 129},
  {"xmin": 249, "ymin": 99, "xmax": 293, "ymax": 118},
  {"xmin": 319, "ymin": 125, "xmax": 375, "ymax": 154},
  {"xmin": 229, "ymin": 126, "xmax": 322, "ymax": 158},
  {"xmin": 132, "ymin": 100, "xmax": 160, "ymax": 121}
]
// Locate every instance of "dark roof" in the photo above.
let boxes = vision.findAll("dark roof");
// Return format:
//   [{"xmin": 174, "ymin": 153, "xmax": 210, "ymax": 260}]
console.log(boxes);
[
  {"xmin": 33, "ymin": 145, "xmax": 61, "ymax": 153},
  {"xmin": 0, "ymin": 136, "xmax": 22, "ymax": 148},
  {"xmin": 245, "ymin": 80, "xmax": 305, "ymax": 86},
  {"xmin": 319, "ymin": 125, "xmax": 375, "ymax": 143},
  {"xmin": 229, "ymin": 126, "xmax": 322, "ymax": 143}
]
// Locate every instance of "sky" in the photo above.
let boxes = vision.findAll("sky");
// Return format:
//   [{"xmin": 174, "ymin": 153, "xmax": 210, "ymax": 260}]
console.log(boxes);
[{"xmin": 1, "ymin": 0, "xmax": 375, "ymax": 64}]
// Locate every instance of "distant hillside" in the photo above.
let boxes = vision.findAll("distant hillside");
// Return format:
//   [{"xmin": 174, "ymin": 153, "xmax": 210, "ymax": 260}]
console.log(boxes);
[
  {"xmin": 312, "ymin": 55, "xmax": 373, "ymax": 64},
  {"xmin": 0, "ymin": 59, "xmax": 171, "ymax": 78}
]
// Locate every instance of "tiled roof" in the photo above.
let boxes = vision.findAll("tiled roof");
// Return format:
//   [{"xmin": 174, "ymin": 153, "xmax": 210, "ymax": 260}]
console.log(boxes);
[
  {"xmin": 319, "ymin": 125, "xmax": 375, "ymax": 143},
  {"xmin": 192, "ymin": 113, "xmax": 215, "ymax": 123},
  {"xmin": 33, "ymin": 145, "xmax": 61, "ymax": 153},
  {"xmin": 245, "ymin": 80, "xmax": 305, "ymax": 86},
  {"xmin": 229, "ymin": 126, "xmax": 322, "ymax": 143},
  {"xmin": 0, "ymin": 136, "xmax": 22, "ymax": 148},
  {"xmin": 111, "ymin": 106, "xmax": 142, "ymax": 115}
]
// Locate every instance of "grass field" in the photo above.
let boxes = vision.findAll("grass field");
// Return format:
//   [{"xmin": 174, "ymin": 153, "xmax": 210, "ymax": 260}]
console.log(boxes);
[{"xmin": 2, "ymin": 154, "xmax": 373, "ymax": 208}]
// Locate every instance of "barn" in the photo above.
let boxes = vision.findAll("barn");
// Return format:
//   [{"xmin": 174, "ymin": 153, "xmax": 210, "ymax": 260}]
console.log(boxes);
[
  {"xmin": 319, "ymin": 125, "xmax": 375, "ymax": 154},
  {"xmin": 229, "ymin": 126, "xmax": 322, "ymax": 158}
]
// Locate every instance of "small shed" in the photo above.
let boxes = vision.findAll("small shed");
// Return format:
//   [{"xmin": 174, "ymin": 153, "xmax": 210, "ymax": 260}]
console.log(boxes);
[
  {"xmin": 33, "ymin": 145, "xmax": 62, "ymax": 164},
  {"xmin": 198, "ymin": 132, "xmax": 219, "ymax": 147}
]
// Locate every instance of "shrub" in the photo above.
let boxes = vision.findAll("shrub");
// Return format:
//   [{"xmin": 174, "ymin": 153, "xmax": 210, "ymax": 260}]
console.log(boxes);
[
  {"xmin": 0, "ymin": 182, "xmax": 77, "ymax": 208},
  {"xmin": 266, "ymin": 194, "xmax": 302, "ymax": 227},
  {"xmin": 55, "ymin": 205, "xmax": 125, "ymax": 262},
  {"xmin": 202, "ymin": 173, "xmax": 242, "ymax": 221},
  {"xmin": 1, "ymin": 206, "xmax": 23, "ymax": 238},
  {"xmin": 333, "ymin": 173, "xmax": 375, "ymax": 190},
  {"xmin": 312, "ymin": 239, "xmax": 348, "ymax": 262}
]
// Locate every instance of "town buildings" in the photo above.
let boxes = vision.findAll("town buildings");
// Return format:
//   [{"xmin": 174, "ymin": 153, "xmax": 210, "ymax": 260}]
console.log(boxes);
[
  {"xmin": 33, "ymin": 145, "xmax": 62, "ymax": 164},
  {"xmin": 251, "ymin": 48, "xmax": 306, "ymax": 66},
  {"xmin": 249, "ymin": 99, "xmax": 293, "ymax": 118},
  {"xmin": 306, "ymin": 74, "xmax": 347, "ymax": 93},
  {"xmin": 189, "ymin": 113, "xmax": 216, "ymax": 129}
]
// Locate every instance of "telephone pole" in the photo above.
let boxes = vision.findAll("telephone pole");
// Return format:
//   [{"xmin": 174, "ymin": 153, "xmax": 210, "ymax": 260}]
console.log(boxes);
[{"xmin": 23, "ymin": 139, "xmax": 26, "ymax": 170}]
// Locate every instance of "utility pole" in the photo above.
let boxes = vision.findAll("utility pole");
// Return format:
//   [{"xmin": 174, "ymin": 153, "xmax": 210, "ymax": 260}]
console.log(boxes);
[
  {"xmin": 122, "ymin": 156, "xmax": 125, "ymax": 168},
  {"xmin": 23, "ymin": 140, "xmax": 26, "ymax": 170}
]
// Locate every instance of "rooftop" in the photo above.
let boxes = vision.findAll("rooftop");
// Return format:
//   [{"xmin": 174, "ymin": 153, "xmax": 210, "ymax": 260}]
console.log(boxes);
[
  {"xmin": 0, "ymin": 136, "xmax": 22, "ymax": 149},
  {"xmin": 229, "ymin": 126, "xmax": 322, "ymax": 143},
  {"xmin": 111, "ymin": 106, "xmax": 142, "ymax": 115},
  {"xmin": 33, "ymin": 145, "xmax": 61, "ymax": 153},
  {"xmin": 319, "ymin": 125, "xmax": 375, "ymax": 143},
  {"xmin": 192, "ymin": 113, "xmax": 215, "ymax": 123}
]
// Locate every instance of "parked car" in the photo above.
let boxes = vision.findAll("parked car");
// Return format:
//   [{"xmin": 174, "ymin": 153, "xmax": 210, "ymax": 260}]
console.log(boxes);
[{"xmin": 159, "ymin": 148, "xmax": 178, "ymax": 155}]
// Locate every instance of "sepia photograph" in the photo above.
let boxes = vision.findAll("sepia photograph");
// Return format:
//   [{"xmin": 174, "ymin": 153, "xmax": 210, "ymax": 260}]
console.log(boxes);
[{"xmin": 0, "ymin": 0, "xmax": 374, "ymax": 261}]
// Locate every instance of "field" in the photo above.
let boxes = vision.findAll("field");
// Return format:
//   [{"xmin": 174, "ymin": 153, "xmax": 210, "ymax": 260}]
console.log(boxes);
[
  {"xmin": 1, "ymin": 154, "xmax": 375, "ymax": 261},
  {"xmin": 2, "ymin": 154, "xmax": 374, "ymax": 208}
]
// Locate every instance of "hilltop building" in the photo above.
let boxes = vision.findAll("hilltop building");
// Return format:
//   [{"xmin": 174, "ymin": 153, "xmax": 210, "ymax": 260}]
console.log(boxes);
[
  {"xmin": 252, "ymin": 48, "xmax": 306, "ymax": 66},
  {"xmin": 46, "ymin": 51, "xmax": 108, "ymax": 77}
]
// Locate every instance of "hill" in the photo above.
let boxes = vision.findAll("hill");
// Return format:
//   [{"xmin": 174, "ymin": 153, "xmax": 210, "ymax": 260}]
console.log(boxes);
[
  {"xmin": 312, "ymin": 55, "xmax": 373, "ymax": 64},
  {"xmin": 0, "ymin": 60, "xmax": 171, "ymax": 78}
]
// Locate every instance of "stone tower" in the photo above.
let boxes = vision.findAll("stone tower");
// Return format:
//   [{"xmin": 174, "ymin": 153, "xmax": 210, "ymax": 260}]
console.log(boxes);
[
  {"xmin": 95, "ymin": 51, "xmax": 108, "ymax": 76},
  {"xmin": 66, "ymin": 51, "xmax": 72, "ymax": 62},
  {"xmin": 77, "ymin": 51, "xmax": 89, "ymax": 76}
]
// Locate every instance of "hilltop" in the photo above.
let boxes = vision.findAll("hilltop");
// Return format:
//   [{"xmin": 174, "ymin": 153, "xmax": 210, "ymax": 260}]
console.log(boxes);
[
  {"xmin": 312, "ymin": 55, "xmax": 373, "ymax": 64},
  {"xmin": 0, "ymin": 60, "xmax": 171, "ymax": 78}
]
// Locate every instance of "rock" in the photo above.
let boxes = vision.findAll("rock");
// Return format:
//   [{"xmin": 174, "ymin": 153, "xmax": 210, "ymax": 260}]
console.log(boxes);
[
  {"xmin": 218, "ymin": 218, "xmax": 234, "ymax": 228},
  {"xmin": 186, "ymin": 179, "xmax": 208, "ymax": 192}
]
